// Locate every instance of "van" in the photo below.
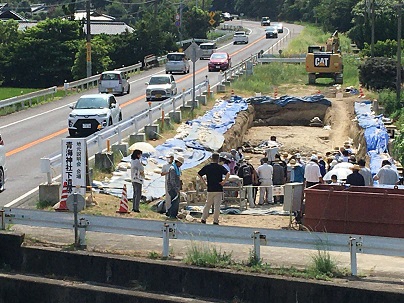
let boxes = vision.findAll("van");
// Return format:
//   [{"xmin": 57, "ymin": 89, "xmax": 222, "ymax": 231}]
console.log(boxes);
[
  {"xmin": 199, "ymin": 42, "xmax": 217, "ymax": 60},
  {"xmin": 165, "ymin": 52, "xmax": 190, "ymax": 74},
  {"xmin": 98, "ymin": 71, "xmax": 130, "ymax": 95}
]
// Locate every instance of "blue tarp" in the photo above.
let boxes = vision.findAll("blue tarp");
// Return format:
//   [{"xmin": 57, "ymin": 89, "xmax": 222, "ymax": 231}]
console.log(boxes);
[
  {"xmin": 354, "ymin": 101, "xmax": 391, "ymax": 176},
  {"xmin": 106, "ymin": 97, "xmax": 249, "ymax": 201},
  {"xmin": 246, "ymin": 94, "xmax": 332, "ymax": 107}
]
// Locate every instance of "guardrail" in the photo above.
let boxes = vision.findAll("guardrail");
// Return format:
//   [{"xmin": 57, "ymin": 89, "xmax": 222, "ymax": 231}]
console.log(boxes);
[
  {"xmin": 2, "ymin": 207, "xmax": 404, "ymax": 274},
  {"xmin": 40, "ymin": 79, "xmax": 209, "ymax": 181},
  {"xmin": 219, "ymin": 53, "xmax": 259, "ymax": 84},
  {"xmin": 0, "ymin": 86, "xmax": 57, "ymax": 111},
  {"xmin": 63, "ymin": 62, "xmax": 143, "ymax": 94},
  {"xmin": 258, "ymin": 57, "xmax": 305, "ymax": 63}
]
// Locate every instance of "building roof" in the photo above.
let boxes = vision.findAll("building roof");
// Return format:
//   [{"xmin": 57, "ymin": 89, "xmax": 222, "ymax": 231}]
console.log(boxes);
[
  {"xmin": 74, "ymin": 10, "xmax": 115, "ymax": 21},
  {"xmin": 84, "ymin": 21, "xmax": 134, "ymax": 35},
  {"xmin": 16, "ymin": 20, "xmax": 133, "ymax": 35},
  {"xmin": 31, "ymin": 3, "xmax": 47, "ymax": 14},
  {"xmin": 0, "ymin": 10, "xmax": 28, "ymax": 21},
  {"xmin": 0, "ymin": 3, "xmax": 8, "ymax": 11}
]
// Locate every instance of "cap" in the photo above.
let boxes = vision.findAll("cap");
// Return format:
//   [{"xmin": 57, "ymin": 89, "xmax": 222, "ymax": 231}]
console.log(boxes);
[
  {"xmin": 310, "ymin": 154, "xmax": 318, "ymax": 161},
  {"xmin": 231, "ymin": 149, "xmax": 236, "ymax": 152},
  {"xmin": 176, "ymin": 156, "xmax": 185, "ymax": 164},
  {"xmin": 165, "ymin": 152, "xmax": 174, "ymax": 158},
  {"xmin": 295, "ymin": 153, "xmax": 301, "ymax": 158}
]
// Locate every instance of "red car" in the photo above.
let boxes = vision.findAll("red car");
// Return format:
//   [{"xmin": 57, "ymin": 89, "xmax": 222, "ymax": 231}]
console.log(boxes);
[{"xmin": 208, "ymin": 52, "xmax": 231, "ymax": 72}]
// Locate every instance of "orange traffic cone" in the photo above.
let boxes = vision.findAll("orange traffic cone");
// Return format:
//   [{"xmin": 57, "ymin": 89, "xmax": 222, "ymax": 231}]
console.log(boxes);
[
  {"xmin": 116, "ymin": 184, "xmax": 130, "ymax": 214},
  {"xmin": 359, "ymin": 86, "xmax": 364, "ymax": 98},
  {"xmin": 317, "ymin": 89, "xmax": 321, "ymax": 94},
  {"xmin": 274, "ymin": 87, "xmax": 278, "ymax": 99},
  {"xmin": 55, "ymin": 181, "xmax": 69, "ymax": 212},
  {"xmin": 231, "ymin": 89, "xmax": 234, "ymax": 97}
]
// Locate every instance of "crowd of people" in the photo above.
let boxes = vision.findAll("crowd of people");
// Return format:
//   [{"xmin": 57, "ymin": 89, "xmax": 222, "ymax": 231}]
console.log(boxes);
[{"xmin": 129, "ymin": 137, "xmax": 401, "ymax": 225}]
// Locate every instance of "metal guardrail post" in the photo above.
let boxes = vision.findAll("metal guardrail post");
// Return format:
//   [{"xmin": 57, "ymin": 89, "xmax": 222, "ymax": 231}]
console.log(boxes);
[
  {"xmin": 172, "ymin": 98, "xmax": 176, "ymax": 113},
  {"xmin": 148, "ymin": 102, "xmax": 153, "ymax": 126},
  {"xmin": 182, "ymin": 88, "xmax": 186, "ymax": 107},
  {"xmin": 97, "ymin": 136, "xmax": 103, "ymax": 153},
  {"xmin": 162, "ymin": 223, "xmax": 170, "ymax": 258},
  {"xmin": 117, "ymin": 128, "xmax": 122, "ymax": 144},
  {"xmin": 0, "ymin": 210, "xmax": 5, "ymax": 230},
  {"xmin": 349, "ymin": 236, "xmax": 363, "ymax": 276},
  {"xmin": 252, "ymin": 231, "xmax": 261, "ymax": 259}
]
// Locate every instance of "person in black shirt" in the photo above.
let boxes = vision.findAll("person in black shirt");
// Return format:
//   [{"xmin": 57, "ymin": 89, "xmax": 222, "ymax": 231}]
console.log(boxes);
[
  {"xmin": 346, "ymin": 164, "xmax": 365, "ymax": 186},
  {"xmin": 198, "ymin": 152, "xmax": 230, "ymax": 225},
  {"xmin": 237, "ymin": 158, "xmax": 257, "ymax": 208}
]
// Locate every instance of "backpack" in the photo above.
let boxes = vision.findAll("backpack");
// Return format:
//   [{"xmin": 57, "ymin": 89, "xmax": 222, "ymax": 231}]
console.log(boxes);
[{"xmin": 241, "ymin": 165, "xmax": 251, "ymax": 178}]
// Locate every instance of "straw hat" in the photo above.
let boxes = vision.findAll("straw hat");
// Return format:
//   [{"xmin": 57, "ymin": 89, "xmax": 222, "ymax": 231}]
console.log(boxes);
[
  {"xmin": 176, "ymin": 156, "xmax": 185, "ymax": 164},
  {"xmin": 350, "ymin": 164, "xmax": 360, "ymax": 171},
  {"xmin": 288, "ymin": 159, "xmax": 299, "ymax": 167}
]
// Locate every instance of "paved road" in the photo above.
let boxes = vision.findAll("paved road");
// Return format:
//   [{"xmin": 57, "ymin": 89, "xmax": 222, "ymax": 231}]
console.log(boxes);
[{"xmin": 0, "ymin": 21, "xmax": 304, "ymax": 207}]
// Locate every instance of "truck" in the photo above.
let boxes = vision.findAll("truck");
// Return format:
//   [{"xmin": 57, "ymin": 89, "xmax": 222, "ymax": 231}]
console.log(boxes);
[{"xmin": 305, "ymin": 31, "xmax": 343, "ymax": 84}]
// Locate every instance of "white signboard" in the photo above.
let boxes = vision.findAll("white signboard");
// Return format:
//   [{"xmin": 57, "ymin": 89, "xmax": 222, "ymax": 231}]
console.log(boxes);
[{"xmin": 62, "ymin": 138, "xmax": 87, "ymax": 196}]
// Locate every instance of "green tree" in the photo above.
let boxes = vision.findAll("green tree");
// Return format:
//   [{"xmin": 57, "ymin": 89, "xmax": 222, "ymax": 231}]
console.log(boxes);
[
  {"xmin": 0, "ymin": 20, "xmax": 20, "ymax": 83},
  {"xmin": 2, "ymin": 18, "xmax": 82, "ymax": 87},
  {"xmin": 71, "ymin": 36, "xmax": 113, "ymax": 79},
  {"xmin": 359, "ymin": 57, "xmax": 401, "ymax": 91},
  {"xmin": 314, "ymin": 0, "xmax": 356, "ymax": 32},
  {"xmin": 182, "ymin": 6, "xmax": 210, "ymax": 39}
]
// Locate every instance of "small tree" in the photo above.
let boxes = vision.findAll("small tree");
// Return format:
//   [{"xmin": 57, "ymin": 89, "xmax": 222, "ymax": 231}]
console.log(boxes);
[{"xmin": 359, "ymin": 57, "xmax": 401, "ymax": 90}]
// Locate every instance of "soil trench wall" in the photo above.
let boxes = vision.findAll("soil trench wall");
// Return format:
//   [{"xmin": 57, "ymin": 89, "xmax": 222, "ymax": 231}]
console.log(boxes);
[
  {"xmin": 252, "ymin": 102, "xmax": 330, "ymax": 126},
  {"xmin": 0, "ymin": 233, "xmax": 403, "ymax": 303}
]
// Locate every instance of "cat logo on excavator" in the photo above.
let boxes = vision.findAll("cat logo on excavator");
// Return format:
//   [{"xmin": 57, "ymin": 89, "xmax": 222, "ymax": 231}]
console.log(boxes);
[{"xmin": 306, "ymin": 30, "xmax": 343, "ymax": 84}]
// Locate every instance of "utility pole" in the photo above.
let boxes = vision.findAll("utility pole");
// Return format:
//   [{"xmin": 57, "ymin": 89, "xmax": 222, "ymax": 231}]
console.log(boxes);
[
  {"xmin": 371, "ymin": 0, "xmax": 375, "ymax": 57},
  {"xmin": 86, "ymin": 0, "xmax": 91, "ymax": 77},
  {"xmin": 396, "ymin": 2, "xmax": 402, "ymax": 104}
]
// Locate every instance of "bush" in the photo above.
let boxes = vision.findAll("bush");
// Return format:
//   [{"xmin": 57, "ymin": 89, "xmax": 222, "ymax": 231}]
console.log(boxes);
[
  {"xmin": 359, "ymin": 57, "xmax": 402, "ymax": 90},
  {"xmin": 378, "ymin": 89, "xmax": 403, "ymax": 116}
]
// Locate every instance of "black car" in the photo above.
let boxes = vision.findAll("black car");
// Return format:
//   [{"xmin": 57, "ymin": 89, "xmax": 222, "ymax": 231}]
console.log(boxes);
[{"xmin": 265, "ymin": 26, "xmax": 278, "ymax": 39}]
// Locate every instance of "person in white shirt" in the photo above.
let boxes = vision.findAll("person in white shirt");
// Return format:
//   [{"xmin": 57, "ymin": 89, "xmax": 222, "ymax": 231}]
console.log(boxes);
[
  {"xmin": 357, "ymin": 159, "xmax": 373, "ymax": 186},
  {"xmin": 304, "ymin": 155, "xmax": 323, "ymax": 188},
  {"xmin": 161, "ymin": 153, "xmax": 174, "ymax": 213},
  {"xmin": 256, "ymin": 158, "xmax": 273, "ymax": 205},
  {"xmin": 131, "ymin": 149, "xmax": 145, "ymax": 213}
]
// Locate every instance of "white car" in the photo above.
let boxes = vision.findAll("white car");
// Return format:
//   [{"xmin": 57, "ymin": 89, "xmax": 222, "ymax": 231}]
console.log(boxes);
[
  {"xmin": 0, "ymin": 133, "xmax": 6, "ymax": 192},
  {"xmin": 233, "ymin": 31, "xmax": 249, "ymax": 44},
  {"xmin": 68, "ymin": 94, "xmax": 122, "ymax": 137},
  {"xmin": 145, "ymin": 75, "xmax": 177, "ymax": 102},
  {"xmin": 98, "ymin": 71, "xmax": 130, "ymax": 95},
  {"xmin": 272, "ymin": 22, "xmax": 284, "ymax": 33}
]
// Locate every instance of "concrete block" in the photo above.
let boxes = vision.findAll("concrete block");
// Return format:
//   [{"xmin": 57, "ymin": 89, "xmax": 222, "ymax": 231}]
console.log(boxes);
[
  {"xmin": 157, "ymin": 117, "xmax": 173, "ymax": 130},
  {"xmin": 202, "ymin": 91, "xmax": 214, "ymax": 99},
  {"xmin": 129, "ymin": 133, "xmax": 146, "ymax": 146},
  {"xmin": 186, "ymin": 100, "xmax": 199, "ymax": 108},
  {"xmin": 196, "ymin": 95, "xmax": 207, "ymax": 106},
  {"xmin": 180, "ymin": 105, "xmax": 193, "ymax": 114},
  {"xmin": 38, "ymin": 182, "xmax": 61, "ymax": 206},
  {"xmin": 223, "ymin": 81, "xmax": 231, "ymax": 86},
  {"xmin": 169, "ymin": 111, "xmax": 181, "ymax": 123},
  {"xmin": 112, "ymin": 143, "xmax": 128, "ymax": 157},
  {"xmin": 95, "ymin": 152, "xmax": 114, "ymax": 173},
  {"xmin": 216, "ymin": 84, "xmax": 226, "ymax": 93},
  {"xmin": 144, "ymin": 125, "xmax": 160, "ymax": 140}
]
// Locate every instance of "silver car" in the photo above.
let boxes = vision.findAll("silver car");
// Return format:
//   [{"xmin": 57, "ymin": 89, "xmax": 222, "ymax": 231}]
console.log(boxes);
[
  {"xmin": 68, "ymin": 94, "xmax": 122, "ymax": 137},
  {"xmin": 0, "ymin": 133, "xmax": 6, "ymax": 192},
  {"xmin": 165, "ymin": 52, "xmax": 190, "ymax": 74},
  {"xmin": 145, "ymin": 75, "xmax": 177, "ymax": 101},
  {"xmin": 98, "ymin": 71, "xmax": 130, "ymax": 95}
]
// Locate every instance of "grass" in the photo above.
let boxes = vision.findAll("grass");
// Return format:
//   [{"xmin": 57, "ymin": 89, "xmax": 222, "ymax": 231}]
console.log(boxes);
[
  {"xmin": 183, "ymin": 242, "xmax": 346, "ymax": 281},
  {"xmin": 0, "ymin": 87, "xmax": 66, "ymax": 116}
]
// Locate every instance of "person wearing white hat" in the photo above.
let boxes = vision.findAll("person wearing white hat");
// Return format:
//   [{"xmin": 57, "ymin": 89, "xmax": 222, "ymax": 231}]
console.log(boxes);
[
  {"xmin": 304, "ymin": 154, "xmax": 323, "ymax": 188},
  {"xmin": 131, "ymin": 149, "xmax": 144, "ymax": 213},
  {"xmin": 161, "ymin": 153, "xmax": 175, "ymax": 213},
  {"xmin": 166, "ymin": 156, "xmax": 184, "ymax": 219}
]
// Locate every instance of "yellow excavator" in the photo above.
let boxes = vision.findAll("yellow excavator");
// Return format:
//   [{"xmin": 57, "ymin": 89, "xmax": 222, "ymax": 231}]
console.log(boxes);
[{"xmin": 305, "ymin": 31, "xmax": 343, "ymax": 84}]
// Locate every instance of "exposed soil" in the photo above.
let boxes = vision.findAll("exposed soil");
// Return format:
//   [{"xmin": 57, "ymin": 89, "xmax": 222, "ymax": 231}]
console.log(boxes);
[{"xmin": 83, "ymin": 90, "xmax": 360, "ymax": 230}]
